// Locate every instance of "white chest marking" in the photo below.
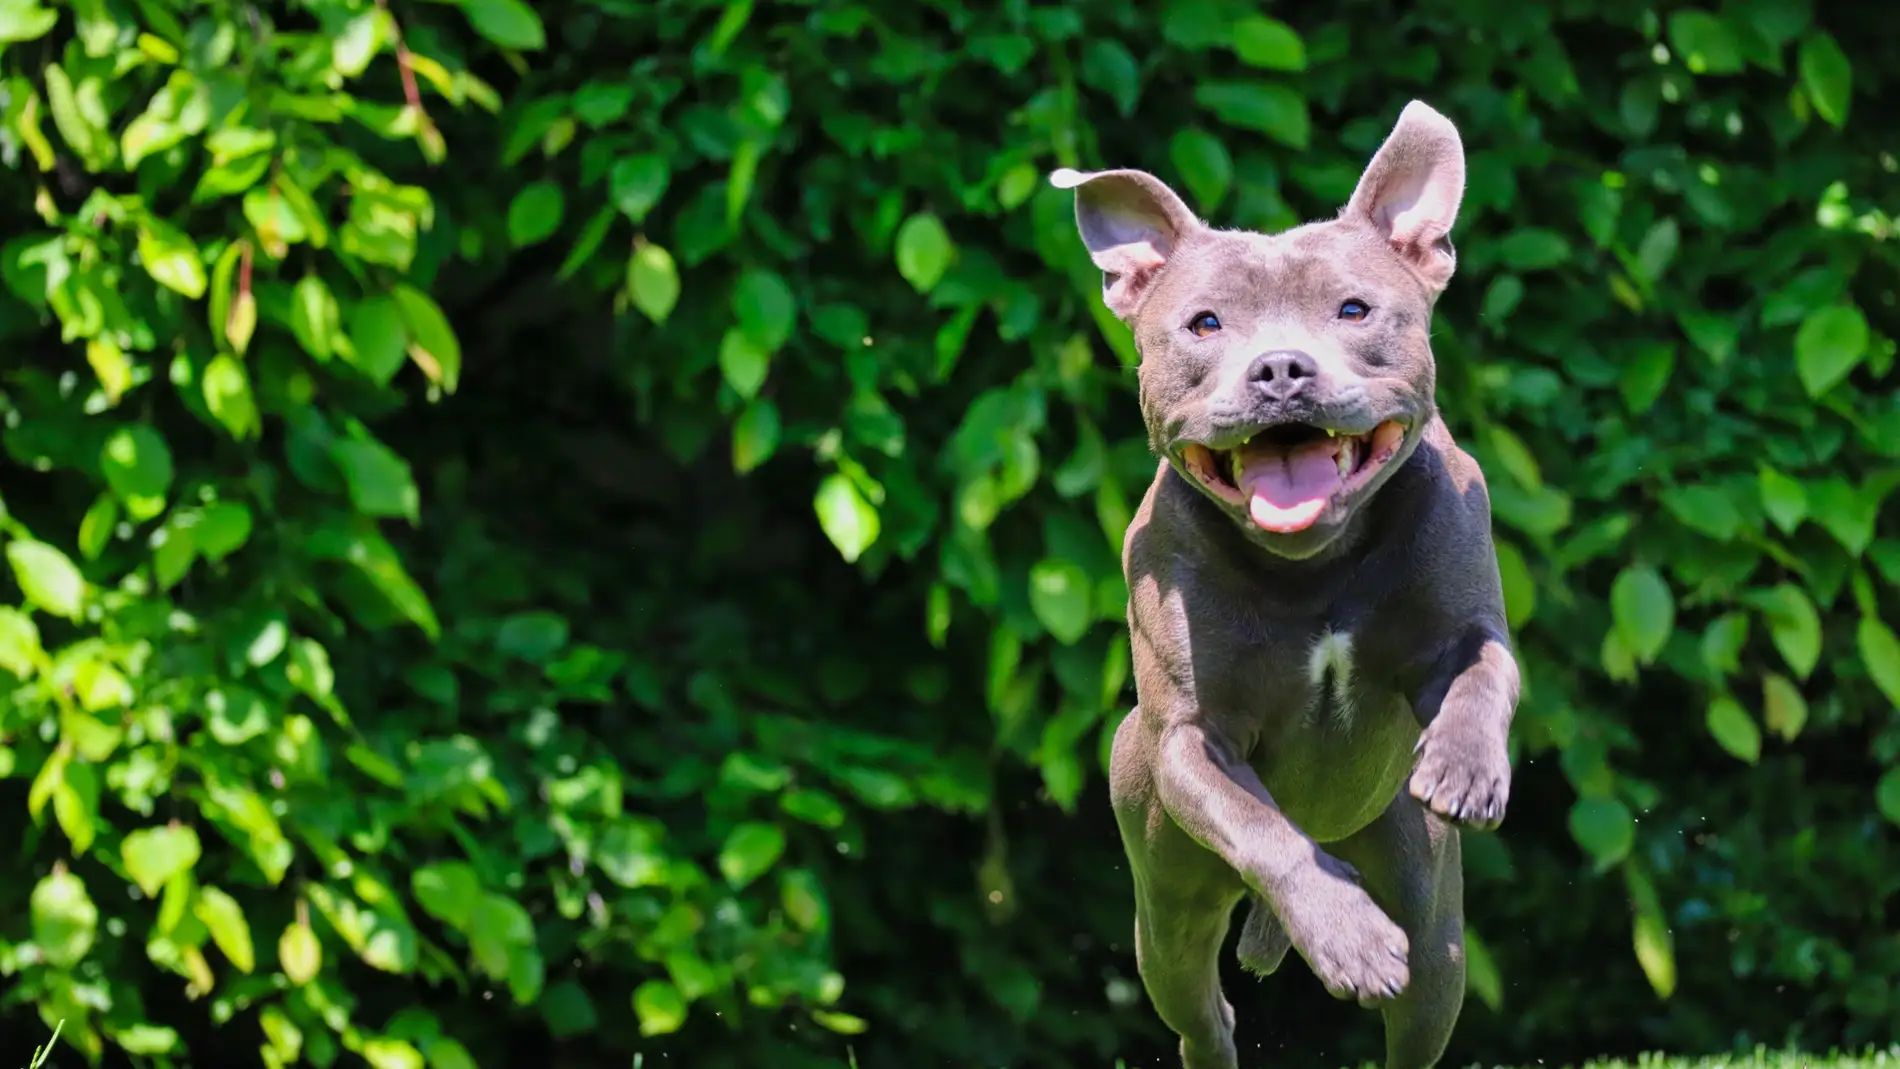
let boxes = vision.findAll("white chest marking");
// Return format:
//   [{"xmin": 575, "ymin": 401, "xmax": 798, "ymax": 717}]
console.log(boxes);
[{"xmin": 1305, "ymin": 629, "xmax": 1357, "ymax": 723}]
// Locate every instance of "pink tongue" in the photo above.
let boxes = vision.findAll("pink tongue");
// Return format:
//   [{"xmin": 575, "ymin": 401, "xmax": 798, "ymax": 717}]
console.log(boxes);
[{"xmin": 1238, "ymin": 441, "xmax": 1342, "ymax": 533}]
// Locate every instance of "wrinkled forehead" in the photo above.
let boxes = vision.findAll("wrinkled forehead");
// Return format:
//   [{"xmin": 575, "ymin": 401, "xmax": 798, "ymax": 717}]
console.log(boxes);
[{"xmin": 1158, "ymin": 223, "xmax": 1407, "ymax": 311}]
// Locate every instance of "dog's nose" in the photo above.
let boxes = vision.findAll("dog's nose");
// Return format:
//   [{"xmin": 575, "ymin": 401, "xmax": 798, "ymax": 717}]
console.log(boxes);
[{"xmin": 1249, "ymin": 349, "xmax": 1319, "ymax": 400}]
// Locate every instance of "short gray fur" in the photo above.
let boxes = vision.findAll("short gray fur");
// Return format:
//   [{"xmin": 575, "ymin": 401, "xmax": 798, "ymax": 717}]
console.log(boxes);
[{"xmin": 1052, "ymin": 101, "xmax": 1522, "ymax": 1069}]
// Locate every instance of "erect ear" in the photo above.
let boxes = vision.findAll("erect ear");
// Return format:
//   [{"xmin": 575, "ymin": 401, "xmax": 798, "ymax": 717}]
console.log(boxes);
[
  {"xmin": 1343, "ymin": 100, "xmax": 1467, "ymax": 290},
  {"xmin": 1050, "ymin": 167, "xmax": 1202, "ymax": 318}
]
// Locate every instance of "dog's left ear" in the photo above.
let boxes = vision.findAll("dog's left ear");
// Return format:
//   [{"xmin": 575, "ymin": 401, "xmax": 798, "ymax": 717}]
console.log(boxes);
[
  {"xmin": 1344, "ymin": 100, "xmax": 1466, "ymax": 289},
  {"xmin": 1051, "ymin": 167, "xmax": 1203, "ymax": 318}
]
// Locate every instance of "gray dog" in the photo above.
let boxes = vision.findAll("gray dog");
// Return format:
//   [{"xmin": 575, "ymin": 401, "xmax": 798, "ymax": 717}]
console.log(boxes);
[{"xmin": 1052, "ymin": 101, "xmax": 1520, "ymax": 1069}]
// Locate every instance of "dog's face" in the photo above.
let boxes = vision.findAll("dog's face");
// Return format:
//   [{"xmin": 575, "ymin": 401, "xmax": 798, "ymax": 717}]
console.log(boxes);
[{"xmin": 1055, "ymin": 101, "xmax": 1467, "ymax": 560}]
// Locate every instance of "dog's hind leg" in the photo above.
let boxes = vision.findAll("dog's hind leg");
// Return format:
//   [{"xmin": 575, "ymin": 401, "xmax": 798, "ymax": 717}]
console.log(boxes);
[
  {"xmin": 1111, "ymin": 708, "xmax": 1247, "ymax": 1069},
  {"xmin": 1127, "ymin": 854, "xmax": 1246, "ymax": 1069},
  {"xmin": 1333, "ymin": 793, "xmax": 1466, "ymax": 1069},
  {"xmin": 1235, "ymin": 894, "xmax": 1291, "ymax": 977}
]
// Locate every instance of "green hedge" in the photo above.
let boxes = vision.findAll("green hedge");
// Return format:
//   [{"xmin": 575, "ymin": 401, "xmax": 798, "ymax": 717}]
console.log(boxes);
[{"xmin": 0, "ymin": 0, "xmax": 1895, "ymax": 1066}]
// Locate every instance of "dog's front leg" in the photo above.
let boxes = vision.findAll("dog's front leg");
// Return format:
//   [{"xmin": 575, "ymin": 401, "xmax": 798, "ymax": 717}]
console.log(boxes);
[
  {"xmin": 1408, "ymin": 627, "xmax": 1521, "ymax": 830},
  {"xmin": 1153, "ymin": 721, "xmax": 1413, "ymax": 1004}
]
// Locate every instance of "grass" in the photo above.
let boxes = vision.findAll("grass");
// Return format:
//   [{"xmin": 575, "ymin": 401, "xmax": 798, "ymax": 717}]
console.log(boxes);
[
  {"xmin": 20, "ymin": 1022, "xmax": 1899, "ymax": 1069},
  {"xmin": 1563, "ymin": 1053, "xmax": 1900, "ymax": 1069},
  {"xmin": 1439, "ymin": 1050, "xmax": 1900, "ymax": 1069},
  {"xmin": 1109, "ymin": 1049, "xmax": 1900, "ymax": 1069},
  {"xmin": 24, "ymin": 1021, "xmax": 61, "ymax": 1069}
]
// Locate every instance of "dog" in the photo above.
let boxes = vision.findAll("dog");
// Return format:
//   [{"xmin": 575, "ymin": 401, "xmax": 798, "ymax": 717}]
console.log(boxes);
[{"xmin": 1052, "ymin": 101, "xmax": 1520, "ymax": 1069}]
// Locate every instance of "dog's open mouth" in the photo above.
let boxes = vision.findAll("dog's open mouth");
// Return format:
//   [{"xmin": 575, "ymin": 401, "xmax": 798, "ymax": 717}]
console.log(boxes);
[{"xmin": 1181, "ymin": 420, "xmax": 1408, "ymax": 534}]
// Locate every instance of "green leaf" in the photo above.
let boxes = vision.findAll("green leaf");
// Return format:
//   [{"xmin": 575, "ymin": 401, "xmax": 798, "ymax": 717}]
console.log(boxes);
[
  {"xmin": 0, "ymin": 0, "xmax": 59, "ymax": 42},
  {"xmin": 279, "ymin": 919, "xmax": 322, "ymax": 984},
  {"xmin": 1079, "ymin": 39, "xmax": 1140, "ymax": 116},
  {"xmin": 1497, "ymin": 229, "xmax": 1572, "ymax": 271},
  {"xmin": 1169, "ymin": 128, "xmax": 1232, "ymax": 212},
  {"xmin": 1626, "ymin": 864, "xmax": 1676, "ymax": 1000},
  {"xmin": 1705, "ymin": 696, "xmax": 1761, "ymax": 764},
  {"xmin": 290, "ymin": 273, "xmax": 341, "ymax": 361},
  {"xmin": 203, "ymin": 355, "xmax": 261, "ymax": 439},
  {"xmin": 8, "ymin": 540, "xmax": 85, "ymax": 620},
  {"xmin": 1761, "ymin": 673, "xmax": 1808, "ymax": 742},
  {"xmin": 460, "ymin": 0, "xmax": 545, "ymax": 50},
  {"xmin": 780, "ymin": 868, "xmax": 829, "ymax": 932},
  {"xmin": 1794, "ymin": 304, "xmax": 1868, "ymax": 397},
  {"xmin": 1193, "ymin": 81, "xmax": 1309, "ymax": 148},
  {"xmin": 718, "ymin": 327, "xmax": 770, "ymax": 400},
  {"xmin": 392, "ymin": 284, "xmax": 463, "ymax": 393},
  {"xmin": 77, "ymin": 494, "xmax": 117, "ymax": 561},
  {"xmin": 732, "ymin": 399, "xmax": 782, "ymax": 474},
  {"xmin": 1856, "ymin": 616, "xmax": 1900, "ymax": 709},
  {"xmin": 1495, "ymin": 539, "xmax": 1537, "ymax": 629},
  {"xmin": 121, "ymin": 824, "xmax": 203, "ymax": 897},
  {"xmin": 330, "ymin": 439, "xmax": 419, "ymax": 521},
  {"xmin": 1618, "ymin": 341, "xmax": 1673, "ymax": 414},
  {"xmin": 31, "ymin": 869, "xmax": 97, "ymax": 969},
  {"xmin": 194, "ymin": 886, "xmax": 256, "ymax": 973},
  {"xmin": 895, "ymin": 213, "xmax": 954, "ymax": 294},
  {"xmin": 360, "ymin": 1039, "xmax": 425, "ymax": 1069},
  {"xmin": 633, "ymin": 980, "xmax": 688, "ymax": 1037},
  {"xmin": 332, "ymin": 10, "xmax": 385, "ymax": 76},
  {"xmin": 1610, "ymin": 565, "xmax": 1674, "ymax": 665},
  {"xmin": 99, "ymin": 425, "xmax": 174, "ymax": 521},
  {"xmin": 195, "ymin": 503, "xmax": 254, "ymax": 561},
  {"xmin": 813, "ymin": 473, "xmax": 880, "ymax": 564},
  {"xmin": 1877, "ymin": 768, "xmax": 1900, "ymax": 828},
  {"xmin": 1028, "ymin": 559, "xmax": 1093, "ymax": 645},
  {"xmin": 812, "ymin": 1010, "xmax": 869, "ymax": 1035},
  {"xmin": 1751, "ymin": 583, "xmax": 1822, "ymax": 679},
  {"xmin": 1567, "ymin": 796, "xmax": 1634, "ymax": 871},
  {"xmin": 1757, "ymin": 467, "xmax": 1808, "ymax": 534},
  {"xmin": 1798, "ymin": 31, "xmax": 1852, "ymax": 127},
  {"xmin": 1462, "ymin": 925, "xmax": 1503, "ymax": 1012},
  {"xmin": 492, "ymin": 611, "xmax": 567, "ymax": 662},
  {"xmin": 995, "ymin": 162, "xmax": 1038, "ymax": 211},
  {"xmin": 1230, "ymin": 16, "xmax": 1305, "ymax": 70},
  {"xmin": 733, "ymin": 268, "xmax": 796, "ymax": 352},
  {"xmin": 717, "ymin": 821, "xmax": 786, "ymax": 889},
  {"xmin": 349, "ymin": 295, "xmax": 411, "ymax": 385},
  {"xmin": 136, "ymin": 218, "xmax": 207, "ymax": 298},
  {"xmin": 0, "ymin": 607, "xmax": 43, "ymax": 678},
  {"xmin": 507, "ymin": 180, "xmax": 566, "ymax": 247},
  {"xmin": 628, "ymin": 243, "xmax": 680, "ymax": 323},
  {"xmin": 610, "ymin": 154, "xmax": 671, "ymax": 222},
  {"xmin": 1807, "ymin": 477, "xmax": 1877, "ymax": 554},
  {"xmin": 595, "ymin": 820, "xmax": 667, "ymax": 888},
  {"xmin": 1666, "ymin": 10, "xmax": 1744, "ymax": 75},
  {"xmin": 412, "ymin": 862, "xmax": 483, "ymax": 930},
  {"xmin": 1660, "ymin": 485, "xmax": 1741, "ymax": 541},
  {"xmin": 1482, "ymin": 425, "xmax": 1543, "ymax": 490},
  {"xmin": 557, "ymin": 204, "xmax": 617, "ymax": 281}
]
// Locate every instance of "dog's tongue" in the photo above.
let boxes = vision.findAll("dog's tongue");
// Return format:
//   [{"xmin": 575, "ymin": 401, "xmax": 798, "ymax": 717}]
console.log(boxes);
[{"xmin": 1237, "ymin": 439, "xmax": 1341, "ymax": 533}]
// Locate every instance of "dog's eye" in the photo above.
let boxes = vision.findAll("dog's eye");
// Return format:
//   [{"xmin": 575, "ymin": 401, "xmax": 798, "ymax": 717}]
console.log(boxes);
[
  {"xmin": 1338, "ymin": 300, "xmax": 1371, "ymax": 322},
  {"xmin": 1187, "ymin": 312, "xmax": 1222, "ymax": 337}
]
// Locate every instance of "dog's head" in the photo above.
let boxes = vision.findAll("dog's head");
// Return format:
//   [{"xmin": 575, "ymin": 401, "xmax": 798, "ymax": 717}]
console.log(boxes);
[{"xmin": 1055, "ymin": 101, "xmax": 1466, "ymax": 559}]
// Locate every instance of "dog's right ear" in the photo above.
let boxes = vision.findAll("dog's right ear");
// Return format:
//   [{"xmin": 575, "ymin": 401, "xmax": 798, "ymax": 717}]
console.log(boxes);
[{"xmin": 1051, "ymin": 167, "xmax": 1201, "ymax": 318}]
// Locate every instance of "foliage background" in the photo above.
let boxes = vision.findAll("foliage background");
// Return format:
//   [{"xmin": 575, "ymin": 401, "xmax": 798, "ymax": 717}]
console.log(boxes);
[{"xmin": 0, "ymin": 0, "xmax": 1896, "ymax": 1066}]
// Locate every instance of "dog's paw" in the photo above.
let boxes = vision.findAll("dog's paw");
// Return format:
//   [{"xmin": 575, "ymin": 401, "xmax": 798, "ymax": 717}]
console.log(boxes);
[
  {"xmin": 1277, "ymin": 867, "xmax": 1410, "ymax": 1005},
  {"xmin": 1408, "ymin": 716, "xmax": 1511, "ymax": 830}
]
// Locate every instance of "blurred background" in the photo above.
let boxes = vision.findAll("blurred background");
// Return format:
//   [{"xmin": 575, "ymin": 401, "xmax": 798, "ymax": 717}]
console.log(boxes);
[{"xmin": 0, "ymin": 0, "xmax": 1897, "ymax": 1066}]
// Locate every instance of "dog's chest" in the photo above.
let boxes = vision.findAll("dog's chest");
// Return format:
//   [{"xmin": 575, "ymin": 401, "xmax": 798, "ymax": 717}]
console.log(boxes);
[
  {"xmin": 1233, "ymin": 621, "xmax": 1392, "ymax": 727},
  {"xmin": 1234, "ymin": 622, "xmax": 1422, "ymax": 840}
]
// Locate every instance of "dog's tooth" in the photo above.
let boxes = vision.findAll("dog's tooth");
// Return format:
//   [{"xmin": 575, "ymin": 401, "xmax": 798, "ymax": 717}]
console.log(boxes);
[{"xmin": 1336, "ymin": 439, "xmax": 1354, "ymax": 478}]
